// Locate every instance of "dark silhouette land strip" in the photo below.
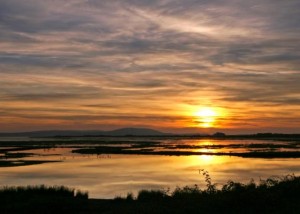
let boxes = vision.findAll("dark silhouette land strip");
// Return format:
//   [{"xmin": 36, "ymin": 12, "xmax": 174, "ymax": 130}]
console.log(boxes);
[
  {"xmin": 72, "ymin": 147, "xmax": 300, "ymax": 158},
  {"xmin": 0, "ymin": 135, "xmax": 300, "ymax": 162},
  {"xmin": 1, "ymin": 175, "xmax": 299, "ymax": 213}
]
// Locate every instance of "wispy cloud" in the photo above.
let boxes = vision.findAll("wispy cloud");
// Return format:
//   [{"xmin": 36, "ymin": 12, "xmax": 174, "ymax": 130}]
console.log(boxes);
[{"xmin": 0, "ymin": 0, "xmax": 299, "ymax": 133}]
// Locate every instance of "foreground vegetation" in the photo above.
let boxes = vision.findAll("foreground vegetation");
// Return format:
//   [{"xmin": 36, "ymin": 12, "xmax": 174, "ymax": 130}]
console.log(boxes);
[
  {"xmin": 0, "ymin": 185, "xmax": 88, "ymax": 213},
  {"xmin": 1, "ymin": 174, "xmax": 300, "ymax": 213}
]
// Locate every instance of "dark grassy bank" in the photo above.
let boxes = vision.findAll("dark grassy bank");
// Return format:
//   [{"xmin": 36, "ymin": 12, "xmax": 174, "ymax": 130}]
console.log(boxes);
[
  {"xmin": 0, "ymin": 185, "xmax": 88, "ymax": 214},
  {"xmin": 1, "ymin": 174, "xmax": 300, "ymax": 213},
  {"xmin": 113, "ymin": 173, "xmax": 300, "ymax": 214}
]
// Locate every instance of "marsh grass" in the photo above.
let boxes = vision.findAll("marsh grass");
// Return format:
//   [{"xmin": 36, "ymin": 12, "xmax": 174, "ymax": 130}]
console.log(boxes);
[
  {"xmin": 114, "ymin": 173, "xmax": 300, "ymax": 213},
  {"xmin": 0, "ymin": 185, "xmax": 88, "ymax": 199},
  {"xmin": 0, "ymin": 185, "xmax": 88, "ymax": 214},
  {"xmin": 0, "ymin": 175, "xmax": 299, "ymax": 213}
]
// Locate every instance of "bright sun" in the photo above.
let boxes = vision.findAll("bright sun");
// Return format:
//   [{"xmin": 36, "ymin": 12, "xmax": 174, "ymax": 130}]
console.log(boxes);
[{"xmin": 195, "ymin": 107, "xmax": 218, "ymax": 128}]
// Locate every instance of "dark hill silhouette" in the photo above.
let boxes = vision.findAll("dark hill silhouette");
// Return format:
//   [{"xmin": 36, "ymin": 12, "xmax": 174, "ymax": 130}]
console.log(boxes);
[
  {"xmin": 106, "ymin": 128, "xmax": 166, "ymax": 136},
  {"xmin": 0, "ymin": 128, "xmax": 168, "ymax": 137}
]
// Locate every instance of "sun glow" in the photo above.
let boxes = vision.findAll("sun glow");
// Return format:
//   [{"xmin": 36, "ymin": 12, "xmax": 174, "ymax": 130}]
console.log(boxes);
[{"xmin": 195, "ymin": 107, "xmax": 219, "ymax": 128}]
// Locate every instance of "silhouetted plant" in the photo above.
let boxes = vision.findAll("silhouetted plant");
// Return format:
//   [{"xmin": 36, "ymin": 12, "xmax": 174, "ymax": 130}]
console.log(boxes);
[
  {"xmin": 1, "ymin": 175, "xmax": 299, "ymax": 213},
  {"xmin": 137, "ymin": 189, "xmax": 168, "ymax": 201},
  {"xmin": 113, "ymin": 195, "xmax": 124, "ymax": 201},
  {"xmin": 126, "ymin": 192, "xmax": 134, "ymax": 201},
  {"xmin": 0, "ymin": 185, "xmax": 90, "ymax": 213},
  {"xmin": 75, "ymin": 190, "xmax": 88, "ymax": 199},
  {"xmin": 172, "ymin": 185, "xmax": 201, "ymax": 199},
  {"xmin": 199, "ymin": 169, "xmax": 216, "ymax": 193},
  {"xmin": 0, "ymin": 185, "xmax": 89, "ymax": 199}
]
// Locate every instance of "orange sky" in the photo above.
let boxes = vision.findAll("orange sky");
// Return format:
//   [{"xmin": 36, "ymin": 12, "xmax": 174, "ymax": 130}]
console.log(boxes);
[{"xmin": 0, "ymin": 0, "xmax": 299, "ymax": 134}]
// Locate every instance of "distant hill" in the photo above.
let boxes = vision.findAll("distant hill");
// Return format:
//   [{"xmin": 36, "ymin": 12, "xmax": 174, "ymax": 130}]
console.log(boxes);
[
  {"xmin": 0, "ymin": 128, "xmax": 169, "ymax": 137},
  {"xmin": 105, "ymin": 128, "xmax": 166, "ymax": 136}
]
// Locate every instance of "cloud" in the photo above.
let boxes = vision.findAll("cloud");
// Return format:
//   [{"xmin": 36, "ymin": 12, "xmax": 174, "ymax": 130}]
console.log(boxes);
[{"xmin": 0, "ymin": 0, "xmax": 299, "ymax": 132}]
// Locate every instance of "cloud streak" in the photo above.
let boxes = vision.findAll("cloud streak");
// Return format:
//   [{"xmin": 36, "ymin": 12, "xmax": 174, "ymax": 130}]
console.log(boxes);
[{"xmin": 0, "ymin": 0, "xmax": 299, "ymax": 133}]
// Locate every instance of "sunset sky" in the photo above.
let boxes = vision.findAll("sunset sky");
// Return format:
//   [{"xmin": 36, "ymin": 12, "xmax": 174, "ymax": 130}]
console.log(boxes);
[{"xmin": 0, "ymin": 0, "xmax": 299, "ymax": 134}]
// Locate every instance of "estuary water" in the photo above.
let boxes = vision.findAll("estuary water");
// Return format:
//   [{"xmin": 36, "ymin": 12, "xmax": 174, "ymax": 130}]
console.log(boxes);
[{"xmin": 0, "ymin": 137, "xmax": 299, "ymax": 198}]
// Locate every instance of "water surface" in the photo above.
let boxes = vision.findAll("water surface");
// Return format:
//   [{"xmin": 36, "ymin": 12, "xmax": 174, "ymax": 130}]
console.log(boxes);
[{"xmin": 0, "ymin": 137, "xmax": 299, "ymax": 198}]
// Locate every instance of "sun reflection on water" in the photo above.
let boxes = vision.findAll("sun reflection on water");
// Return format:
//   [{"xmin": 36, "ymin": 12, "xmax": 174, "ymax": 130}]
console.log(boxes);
[
  {"xmin": 199, "ymin": 155, "xmax": 214, "ymax": 162},
  {"xmin": 196, "ymin": 140, "xmax": 214, "ymax": 146}
]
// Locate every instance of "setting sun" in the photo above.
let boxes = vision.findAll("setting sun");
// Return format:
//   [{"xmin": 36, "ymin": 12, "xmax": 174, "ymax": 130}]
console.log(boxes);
[{"xmin": 195, "ymin": 107, "xmax": 218, "ymax": 128}]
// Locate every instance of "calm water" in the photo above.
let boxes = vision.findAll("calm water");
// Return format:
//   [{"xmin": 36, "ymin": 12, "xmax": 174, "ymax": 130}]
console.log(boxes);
[{"xmin": 0, "ymin": 138, "xmax": 300, "ymax": 199}]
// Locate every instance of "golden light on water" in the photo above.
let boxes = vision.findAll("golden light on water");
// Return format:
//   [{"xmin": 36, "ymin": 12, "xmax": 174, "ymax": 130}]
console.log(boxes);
[
  {"xmin": 199, "ymin": 155, "xmax": 214, "ymax": 162},
  {"xmin": 197, "ymin": 148, "xmax": 214, "ymax": 163}
]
